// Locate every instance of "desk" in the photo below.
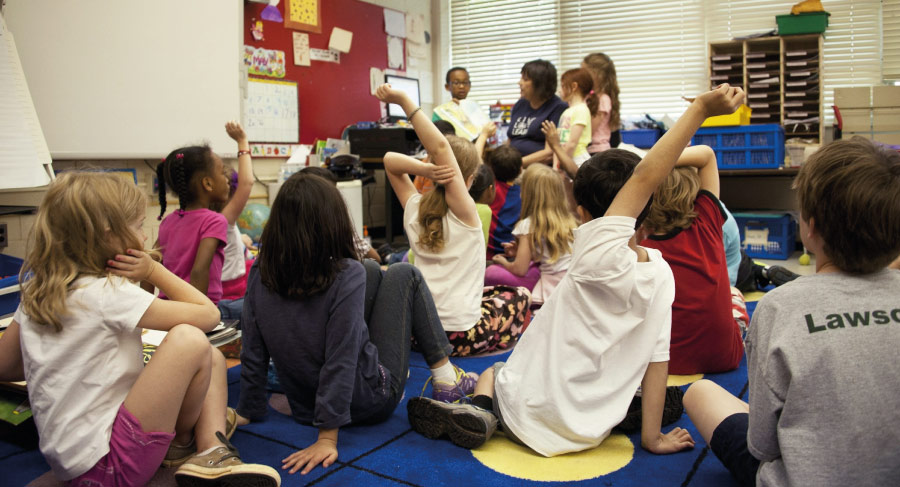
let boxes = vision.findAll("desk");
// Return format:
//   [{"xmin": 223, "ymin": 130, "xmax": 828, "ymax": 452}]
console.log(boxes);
[{"xmin": 361, "ymin": 157, "xmax": 407, "ymax": 245}]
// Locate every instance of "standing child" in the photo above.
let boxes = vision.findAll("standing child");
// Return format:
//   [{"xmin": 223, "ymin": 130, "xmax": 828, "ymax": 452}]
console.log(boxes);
[
  {"xmin": 155, "ymin": 125, "xmax": 236, "ymax": 317},
  {"xmin": 235, "ymin": 172, "xmax": 477, "ymax": 475},
  {"xmin": 541, "ymin": 68, "xmax": 598, "ymax": 178},
  {"xmin": 640, "ymin": 145, "xmax": 746, "ymax": 374},
  {"xmin": 0, "ymin": 172, "xmax": 278, "ymax": 485},
  {"xmin": 582, "ymin": 52, "xmax": 621, "ymax": 153},
  {"xmin": 684, "ymin": 137, "xmax": 900, "ymax": 487},
  {"xmin": 216, "ymin": 121, "xmax": 253, "ymax": 318},
  {"xmin": 375, "ymin": 84, "xmax": 532, "ymax": 357},
  {"xmin": 488, "ymin": 164, "xmax": 577, "ymax": 304},
  {"xmin": 404, "ymin": 85, "xmax": 744, "ymax": 456}
]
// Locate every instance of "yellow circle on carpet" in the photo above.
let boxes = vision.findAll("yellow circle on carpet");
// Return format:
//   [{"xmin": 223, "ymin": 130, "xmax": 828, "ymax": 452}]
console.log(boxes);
[
  {"xmin": 471, "ymin": 433, "xmax": 634, "ymax": 482},
  {"xmin": 667, "ymin": 374, "xmax": 704, "ymax": 387}
]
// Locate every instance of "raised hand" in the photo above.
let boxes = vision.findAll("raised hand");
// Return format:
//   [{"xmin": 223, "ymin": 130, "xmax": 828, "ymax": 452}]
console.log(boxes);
[
  {"xmin": 693, "ymin": 84, "xmax": 746, "ymax": 119},
  {"xmin": 541, "ymin": 120, "xmax": 561, "ymax": 148},
  {"xmin": 427, "ymin": 164, "xmax": 456, "ymax": 186},
  {"xmin": 225, "ymin": 120, "xmax": 247, "ymax": 144},
  {"xmin": 375, "ymin": 83, "xmax": 409, "ymax": 106}
]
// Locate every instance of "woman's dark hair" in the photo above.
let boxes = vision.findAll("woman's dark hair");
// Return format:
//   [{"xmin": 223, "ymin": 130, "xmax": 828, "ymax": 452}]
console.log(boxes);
[
  {"xmin": 258, "ymin": 172, "xmax": 358, "ymax": 298},
  {"xmin": 574, "ymin": 149, "xmax": 651, "ymax": 228},
  {"xmin": 433, "ymin": 120, "xmax": 456, "ymax": 136},
  {"xmin": 521, "ymin": 59, "xmax": 558, "ymax": 103},
  {"xmin": 469, "ymin": 164, "xmax": 495, "ymax": 201},
  {"xmin": 488, "ymin": 145, "xmax": 523, "ymax": 182},
  {"xmin": 300, "ymin": 165, "xmax": 338, "ymax": 184},
  {"xmin": 156, "ymin": 145, "xmax": 215, "ymax": 219}
]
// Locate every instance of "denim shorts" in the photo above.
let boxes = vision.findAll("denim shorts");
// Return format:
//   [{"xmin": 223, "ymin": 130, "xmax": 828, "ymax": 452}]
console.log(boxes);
[{"xmin": 709, "ymin": 412, "xmax": 760, "ymax": 487}]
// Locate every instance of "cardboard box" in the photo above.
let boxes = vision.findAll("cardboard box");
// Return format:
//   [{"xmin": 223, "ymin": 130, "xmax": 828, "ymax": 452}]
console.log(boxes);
[
  {"xmin": 840, "ymin": 108, "xmax": 871, "ymax": 132},
  {"xmin": 873, "ymin": 108, "xmax": 900, "ymax": 132},
  {"xmin": 873, "ymin": 86, "xmax": 900, "ymax": 108},
  {"xmin": 834, "ymin": 87, "xmax": 871, "ymax": 109}
]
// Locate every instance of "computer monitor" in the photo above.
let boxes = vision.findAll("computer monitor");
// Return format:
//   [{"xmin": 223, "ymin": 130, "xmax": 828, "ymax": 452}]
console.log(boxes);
[{"xmin": 384, "ymin": 74, "xmax": 421, "ymax": 121}]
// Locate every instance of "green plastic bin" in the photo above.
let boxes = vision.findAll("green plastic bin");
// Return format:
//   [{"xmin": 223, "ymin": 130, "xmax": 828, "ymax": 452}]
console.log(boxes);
[{"xmin": 776, "ymin": 12, "xmax": 830, "ymax": 35}]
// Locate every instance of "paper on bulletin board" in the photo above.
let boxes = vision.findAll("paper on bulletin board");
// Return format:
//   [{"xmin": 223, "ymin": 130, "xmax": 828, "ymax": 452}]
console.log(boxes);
[
  {"xmin": 329, "ymin": 27, "xmax": 353, "ymax": 53},
  {"xmin": 407, "ymin": 40, "xmax": 427, "ymax": 59},
  {"xmin": 243, "ymin": 45, "xmax": 286, "ymax": 78},
  {"xmin": 292, "ymin": 32, "xmax": 310, "ymax": 66},
  {"xmin": 244, "ymin": 78, "xmax": 299, "ymax": 143},
  {"xmin": 370, "ymin": 67, "xmax": 384, "ymax": 95},
  {"xmin": 310, "ymin": 48, "xmax": 340, "ymax": 63},
  {"xmin": 387, "ymin": 35, "xmax": 404, "ymax": 69},
  {"xmin": 383, "ymin": 9, "xmax": 406, "ymax": 38},
  {"xmin": 420, "ymin": 71, "xmax": 434, "ymax": 104},
  {"xmin": 406, "ymin": 13, "xmax": 425, "ymax": 44}
]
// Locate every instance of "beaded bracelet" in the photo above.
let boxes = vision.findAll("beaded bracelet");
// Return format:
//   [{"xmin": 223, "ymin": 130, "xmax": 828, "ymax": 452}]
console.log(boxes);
[{"xmin": 237, "ymin": 149, "xmax": 251, "ymax": 157}]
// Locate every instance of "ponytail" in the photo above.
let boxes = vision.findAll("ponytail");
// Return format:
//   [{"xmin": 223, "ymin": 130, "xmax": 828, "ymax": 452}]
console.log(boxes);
[
  {"xmin": 156, "ymin": 161, "xmax": 167, "ymax": 220},
  {"xmin": 417, "ymin": 186, "xmax": 450, "ymax": 252}
]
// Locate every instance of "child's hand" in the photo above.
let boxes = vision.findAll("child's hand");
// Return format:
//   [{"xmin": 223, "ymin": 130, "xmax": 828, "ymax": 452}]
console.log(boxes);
[
  {"xmin": 375, "ymin": 84, "xmax": 408, "ymax": 106},
  {"xmin": 426, "ymin": 164, "xmax": 456, "ymax": 186},
  {"xmin": 282, "ymin": 438, "xmax": 338, "ymax": 475},
  {"xmin": 491, "ymin": 254, "xmax": 509, "ymax": 266},
  {"xmin": 501, "ymin": 240, "xmax": 518, "ymax": 259},
  {"xmin": 642, "ymin": 427, "xmax": 695, "ymax": 455},
  {"xmin": 541, "ymin": 121, "xmax": 561, "ymax": 148},
  {"xmin": 693, "ymin": 84, "xmax": 745, "ymax": 119},
  {"xmin": 107, "ymin": 249, "xmax": 157, "ymax": 282},
  {"xmin": 482, "ymin": 122, "xmax": 497, "ymax": 137},
  {"xmin": 225, "ymin": 120, "xmax": 248, "ymax": 144}
]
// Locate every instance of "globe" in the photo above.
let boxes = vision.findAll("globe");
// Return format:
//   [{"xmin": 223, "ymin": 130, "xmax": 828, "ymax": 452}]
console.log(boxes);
[{"xmin": 237, "ymin": 203, "xmax": 270, "ymax": 242}]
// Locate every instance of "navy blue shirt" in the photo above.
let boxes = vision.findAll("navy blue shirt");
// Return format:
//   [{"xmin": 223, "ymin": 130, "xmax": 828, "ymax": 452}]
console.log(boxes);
[
  {"xmin": 507, "ymin": 96, "xmax": 568, "ymax": 156},
  {"xmin": 237, "ymin": 259, "xmax": 391, "ymax": 429}
]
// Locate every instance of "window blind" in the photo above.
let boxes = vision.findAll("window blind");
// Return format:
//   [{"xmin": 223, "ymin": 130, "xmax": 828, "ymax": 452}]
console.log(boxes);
[{"xmin": 883, "ymin": 0, "xmax": 900, "ymax": 81}]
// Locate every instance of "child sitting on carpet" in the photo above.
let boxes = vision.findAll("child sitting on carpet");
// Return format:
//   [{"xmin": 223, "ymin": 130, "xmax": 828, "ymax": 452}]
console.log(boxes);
[
  {"xmin": 684, "ymin": 137, "xmax": 900, "ymax": 487},
  {"xmin": 639, "ymin": 145, "xmax": 747, "ymax": 374},
  {"xmin": 468, "ymin": 163, "xmax": 496, "ymax": 246},
  {"xmin": 154, "ymin": 122, "xmax": 245, "ymax": 319},
  {"xmin": 405, "ymin": 84, "xmax": 745, "ymax": 456},
  {"xmin": 234, "ymin": 171, "xmax": 478, "ymax": 475},
  {"xmin": 487, "ymin": 145, "xmax": 526, "ymax": 258},
  {"xmin": 0, "ymin": 172, "xmax": 278, "ymax": 485},
  {"xmin": 375, "ymin": 84, "xmax": 531, "ymax": 357},
  {"xmin": 488, "ymin": 163, "xmax": 577, "ymax": 304}
]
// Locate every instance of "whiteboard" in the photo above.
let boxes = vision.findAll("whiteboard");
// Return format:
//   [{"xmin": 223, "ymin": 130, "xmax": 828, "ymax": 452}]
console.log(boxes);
[
  {"xmin": 245, "ymin": 79, "xmax": 300, "ymax": 143},
  {"xmin": 3, "ymin": 0, "xmax": 243, "ymax": 159}
]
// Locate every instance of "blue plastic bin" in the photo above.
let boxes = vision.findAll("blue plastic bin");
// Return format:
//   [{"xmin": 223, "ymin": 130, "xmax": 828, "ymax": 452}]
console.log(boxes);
[
  {"xmin": 691, "ymin": 124, "xmax": 785, "ymax": 170},
  {"xmin": 733, "ymin": 213, "xmax": 796, "ymax": 260},
  {"xmin": 0, "ymin": 255, "xmax": 23, "ymax": 316},
  {"xmin": 622, "ymin": 129, "xmax": 661, "ymax": 148}
]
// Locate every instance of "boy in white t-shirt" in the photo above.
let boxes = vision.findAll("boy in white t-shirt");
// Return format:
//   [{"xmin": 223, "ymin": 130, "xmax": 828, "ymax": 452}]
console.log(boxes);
[{"xmin": 406, "ymin": 84, "xmax": 745, "ymax": 456}]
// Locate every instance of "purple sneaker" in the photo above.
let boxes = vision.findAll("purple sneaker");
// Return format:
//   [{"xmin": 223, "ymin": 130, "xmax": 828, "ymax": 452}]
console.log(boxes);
[{"xmin": 431, "ymin": 365, "xmax": 478, "ymax": 403}]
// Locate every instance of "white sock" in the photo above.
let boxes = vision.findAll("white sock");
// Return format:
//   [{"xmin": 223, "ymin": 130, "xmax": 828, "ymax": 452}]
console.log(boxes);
[
  {"xmin": 431, "ymin": 362, "xmax": 457, "ymax": 384},
  {"xmin": 196, "ymin": 445, "xmax": 220, "ymax": 457}
]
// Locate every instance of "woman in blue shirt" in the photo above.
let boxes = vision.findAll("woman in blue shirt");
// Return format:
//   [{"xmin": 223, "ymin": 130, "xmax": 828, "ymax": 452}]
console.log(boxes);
[{"xmin": 507, "ymin": 59, "xmax": 568, "ymax": 167}]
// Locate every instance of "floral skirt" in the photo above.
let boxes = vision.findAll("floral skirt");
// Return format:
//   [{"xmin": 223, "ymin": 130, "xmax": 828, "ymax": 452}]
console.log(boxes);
[{"xmin": 446, "ymin": 285, "xmax": 532, "ymax": 357}]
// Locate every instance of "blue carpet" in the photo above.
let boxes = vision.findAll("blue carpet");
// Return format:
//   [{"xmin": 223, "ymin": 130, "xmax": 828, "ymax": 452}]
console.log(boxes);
[{"xmin": 3, "ymin": 315, "xmax": 757, "ymax": 486}]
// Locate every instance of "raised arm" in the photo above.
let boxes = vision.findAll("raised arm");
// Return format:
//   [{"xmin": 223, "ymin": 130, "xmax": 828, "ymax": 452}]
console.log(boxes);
[
  {"xmin": 383, "ymin": 152, "xmax": 455, "ymax": 208},
  {"xmin": 474, "ymin": 122, "xmax": 497, "ymax": 157},
  {"xmin": 674, "ymin": 145, "xmax": 719, "ymax": 198},
  {"xmin": 375, "ymin": 84, "xmax": 479, "ymax": 227},
  {"xmin": 221, "ymin": 121, "xmax": 253, "ymax": 225},
  {"xmin": 606, "ymin": 84, "xmax": 744, "ymax": 219}
]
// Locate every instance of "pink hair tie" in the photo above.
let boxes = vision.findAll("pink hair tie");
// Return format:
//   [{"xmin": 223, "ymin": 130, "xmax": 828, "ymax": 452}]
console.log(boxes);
[
  {"xmin": 175, "ymin": 153, "xmax": 184, "ymax": 159},
  {"xmin": 589, "ymin": 90, "xmax": 595, "ymax": 95}
]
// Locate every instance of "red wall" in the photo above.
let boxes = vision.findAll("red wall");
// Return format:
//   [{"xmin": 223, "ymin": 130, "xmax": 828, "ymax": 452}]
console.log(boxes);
[{"xmin": 244, "ymin": 0, "xmax": 390, "ymax": 143}]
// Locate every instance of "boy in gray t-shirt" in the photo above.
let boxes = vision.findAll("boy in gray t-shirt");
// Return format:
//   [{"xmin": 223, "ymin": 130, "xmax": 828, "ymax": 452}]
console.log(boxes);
[{"xmin": 684, "ymin": 137, "xmax": 900, "ymax": 487}]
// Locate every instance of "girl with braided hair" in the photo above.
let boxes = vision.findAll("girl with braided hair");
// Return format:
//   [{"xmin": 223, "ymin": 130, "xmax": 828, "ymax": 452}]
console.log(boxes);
[{"xmin": 153, "ymin": 122, "xmax": 240, "ymax": 310}]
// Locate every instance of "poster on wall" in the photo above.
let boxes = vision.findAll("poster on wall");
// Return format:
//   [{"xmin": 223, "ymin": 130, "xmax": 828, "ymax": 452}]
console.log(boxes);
[
  {"xmin": 244, "ymin": 78, "xmax": 299, "ymax": 143},
  {"xmin": 244, "ymin": 46, "xmax": 286, "ymax": 78},
  {"xmin": 292, "ymin": 32, "xmax": 310, "ymax": 66},
  {"xmin": 285, "ymin": 0, "xmax": 322, "ymax": 34}
]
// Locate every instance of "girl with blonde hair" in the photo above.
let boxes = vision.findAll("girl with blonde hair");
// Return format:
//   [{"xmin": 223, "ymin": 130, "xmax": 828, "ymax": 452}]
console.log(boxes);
[
  {"xmin": 0, "ymin": 171, "xmax": 279, "ymax": 485},
  {"xmin": 488, "ymin": 164, "xmax": 577, "ymax": 304},
  {"xmin": 376, "ymin": 84, "xmax": 531, "ymax": 357}
]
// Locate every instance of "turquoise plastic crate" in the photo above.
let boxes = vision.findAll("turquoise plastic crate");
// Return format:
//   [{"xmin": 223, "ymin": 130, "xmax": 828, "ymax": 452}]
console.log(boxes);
[
  {"xmin": 692, "ymin": 124, "xmax": 785, "ymax": 170},
  {"xmin": 622, "ymin": 129, "xmax": 661, "ymax": 148},
  {"xmin": 733, "ymin": 213, "xmax": 796, "ymax": 260},
  {"xmin": 0, "ymin": 255, "xmax": 23, "ymax": 317}
]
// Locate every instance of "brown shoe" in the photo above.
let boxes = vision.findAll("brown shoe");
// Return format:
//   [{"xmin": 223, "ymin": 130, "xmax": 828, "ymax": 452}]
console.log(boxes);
[
  {"xmin": 162, "ymin": 407, "xmax": 240, "ymax": 468},
  {"xmin": 174, "ymin": 432, "xmax": 280, "ymax": 486}
]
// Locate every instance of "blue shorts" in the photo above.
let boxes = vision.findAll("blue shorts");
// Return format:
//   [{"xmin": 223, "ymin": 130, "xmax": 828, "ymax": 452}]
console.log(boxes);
[{"xmin": 709, "ymin": 413, "xmax": 760, "ymax": 487}]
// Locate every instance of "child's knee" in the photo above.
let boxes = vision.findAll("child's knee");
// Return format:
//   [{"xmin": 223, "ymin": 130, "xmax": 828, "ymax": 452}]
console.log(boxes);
[
  {"xmin": 209, "ymin": 344, "xmax": 226, "ymax": 367},
  {"xmin": 165, "ymin": 325, "xmax": 212, "ymax": 361},
  {"xmin": 683, "ymin": 379, "xmax": 715, "ymax": 413}
]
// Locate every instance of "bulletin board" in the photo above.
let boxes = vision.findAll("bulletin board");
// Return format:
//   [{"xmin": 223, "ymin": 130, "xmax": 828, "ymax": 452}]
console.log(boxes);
[
  {"xmin": 245, "ymin": 79, "xmax": 299, "ymax": 143},
  {"xmin": 244, "ymin": 0, "xmax": 390, "ymax": 143}
]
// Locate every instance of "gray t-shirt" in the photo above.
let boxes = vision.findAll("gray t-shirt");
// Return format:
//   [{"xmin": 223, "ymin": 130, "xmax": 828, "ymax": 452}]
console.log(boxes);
[{"xmin": 746, "ymin": 269, "xmax": 900, "ymax": 487}]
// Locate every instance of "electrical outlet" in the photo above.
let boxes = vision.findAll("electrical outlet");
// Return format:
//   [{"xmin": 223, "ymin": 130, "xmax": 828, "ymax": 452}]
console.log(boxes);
[{"xmin": 0, "ymin": 223, "xmax": 7, "ymax": 249}]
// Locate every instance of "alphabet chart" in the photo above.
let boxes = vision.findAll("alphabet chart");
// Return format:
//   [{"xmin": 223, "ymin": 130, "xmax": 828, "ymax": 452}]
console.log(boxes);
[{"xmin": 244, "ymin": 78, "xmax": 299, "ymax": 143}]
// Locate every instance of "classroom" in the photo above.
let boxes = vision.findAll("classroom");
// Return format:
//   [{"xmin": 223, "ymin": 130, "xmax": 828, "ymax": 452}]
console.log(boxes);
[{"xmin": 0, "ymin": 0, "xmax": 898, "ymax": 486}]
